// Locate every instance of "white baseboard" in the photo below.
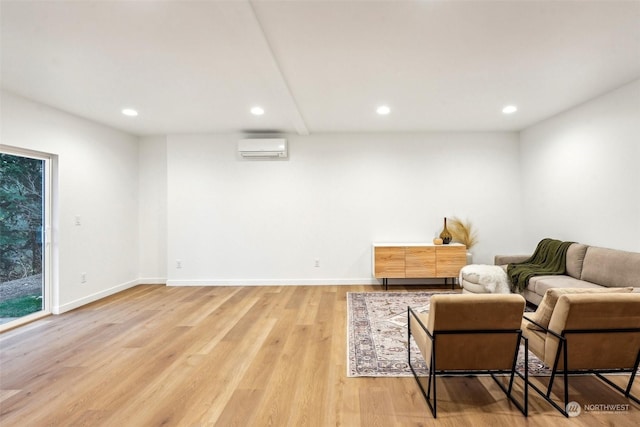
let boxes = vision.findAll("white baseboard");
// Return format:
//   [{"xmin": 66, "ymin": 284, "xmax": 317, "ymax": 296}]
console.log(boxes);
[
  {"xmin": 52, "ymin": 277, "xmax": 427, "ymax": 313},
  {"xmin": 137, "ymin": 277, "xmax": 167, "ymax": 285},
  {"xmin": 53, "ymin": 279, "xmax": 140, "ymax": 314},
  {"xmin": 49, "ymin": 276, "xmax": 450, "ymax": 314},
  {"xmin": 167, "ymin": 278, "xmax": 379, "ymax": 286}
]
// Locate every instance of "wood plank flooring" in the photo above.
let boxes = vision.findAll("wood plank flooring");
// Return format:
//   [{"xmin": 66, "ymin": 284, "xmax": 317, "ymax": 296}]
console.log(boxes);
[{"xmin": 1, "ymin": 284, "xmax": 639, "ymax": 426}]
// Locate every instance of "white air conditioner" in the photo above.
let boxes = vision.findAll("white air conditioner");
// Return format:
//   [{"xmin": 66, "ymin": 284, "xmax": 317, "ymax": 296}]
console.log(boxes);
[{"xmin": 238, "ymin": 138, "xmax": 288, "ymax": 158}]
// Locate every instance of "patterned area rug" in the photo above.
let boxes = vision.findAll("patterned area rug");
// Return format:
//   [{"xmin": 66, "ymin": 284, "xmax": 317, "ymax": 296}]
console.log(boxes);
[{"xmin": 347, "ymin": 291, "xmax": 547, "ymax": 377}]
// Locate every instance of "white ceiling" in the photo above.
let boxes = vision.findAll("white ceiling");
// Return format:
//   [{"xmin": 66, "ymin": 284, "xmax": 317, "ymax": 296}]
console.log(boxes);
[{"xmin": 2, "ymin": 0, "xmax": 639, "ymax": 136}]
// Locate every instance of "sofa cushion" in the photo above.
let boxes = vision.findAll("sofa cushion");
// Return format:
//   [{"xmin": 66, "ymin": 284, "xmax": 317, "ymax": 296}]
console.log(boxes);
[
  {"xmin": 580, "ymin": 246, "xmax": 640, "ymax": 288},
  {"xmin": 523, "ymin": 289, "xmax": 543, "ymax": 306},
  {"xmin": 565, "ymin": 243, "xmax": 588, "ymax": 279},
  {"xmin": 530, "ymin": 275, "xmax": 601, "ymax": 297},
  {"xmin": 525, "ymin": 287, "xmax": 634, "ymax": 331}
]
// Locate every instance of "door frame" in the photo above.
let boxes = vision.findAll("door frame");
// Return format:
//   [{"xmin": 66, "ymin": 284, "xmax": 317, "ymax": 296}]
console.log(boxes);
[{"xmin": 0, "ymin": 145, "xmax": 55, "ymax": 332}]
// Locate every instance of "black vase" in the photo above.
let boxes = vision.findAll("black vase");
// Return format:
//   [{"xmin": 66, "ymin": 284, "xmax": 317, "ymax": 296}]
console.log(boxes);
[{"xmin": 439, "ymin": 217, "xmax": 452, "ymax": 244}]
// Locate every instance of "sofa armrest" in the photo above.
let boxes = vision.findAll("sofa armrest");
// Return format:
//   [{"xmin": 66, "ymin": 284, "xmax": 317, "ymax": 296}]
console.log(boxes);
[{"xmin": 494, "ymin": 254, "xmax": 530, "ymax": 265}]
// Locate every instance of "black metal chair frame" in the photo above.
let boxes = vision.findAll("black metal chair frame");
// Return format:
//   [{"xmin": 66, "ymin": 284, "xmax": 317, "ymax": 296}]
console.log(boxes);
[
  {"xmin": 523, "ymin": 315, "xmax": 640, "ymax": 417},
  {"xmin": 407, "ymin": 307, "xmax": 529, "ymax": 418}
]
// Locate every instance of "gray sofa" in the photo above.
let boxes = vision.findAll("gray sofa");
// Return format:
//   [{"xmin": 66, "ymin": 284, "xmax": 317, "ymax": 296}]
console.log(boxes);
[{"xmin": 495, "ymin": 243, "xmax": 640, "ymax": 305}]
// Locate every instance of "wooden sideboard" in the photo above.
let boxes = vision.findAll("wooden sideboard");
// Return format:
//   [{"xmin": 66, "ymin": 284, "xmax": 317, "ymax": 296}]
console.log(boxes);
[{"xmin": 372, "ymin": 243, "xmax": 467, "ymax": 289}]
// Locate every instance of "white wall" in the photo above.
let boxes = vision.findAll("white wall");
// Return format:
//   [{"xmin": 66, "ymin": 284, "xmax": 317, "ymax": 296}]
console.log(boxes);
[
  {"xmin": 519, "ymin": 79, "xmax": 640, "ymax": 252},
  {"xmin": 166, "ymin": 132, "xmax": 521, "ymax": 285},
  {"xmin": 138, "ymin": 136, "xmax": 167, "ymax": 282},
  {"xmin": 1, "ymin": 91, "xmax": 140, "ymax": 312},
  {"xmin": 3, "ymin": 78, "xmax": 636, "ymax": 306}
]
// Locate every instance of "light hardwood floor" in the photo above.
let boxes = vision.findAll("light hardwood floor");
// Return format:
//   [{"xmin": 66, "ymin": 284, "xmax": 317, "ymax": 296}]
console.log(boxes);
[{"xmin": 1, "ymin": 284, "xmax": 639, "ymax": 426}]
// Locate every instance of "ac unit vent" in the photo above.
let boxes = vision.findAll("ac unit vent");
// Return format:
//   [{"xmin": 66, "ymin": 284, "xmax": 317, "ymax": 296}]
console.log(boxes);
[{"xmin": 238, "ymin": 138, "xmax": 287, "ymax": 159}]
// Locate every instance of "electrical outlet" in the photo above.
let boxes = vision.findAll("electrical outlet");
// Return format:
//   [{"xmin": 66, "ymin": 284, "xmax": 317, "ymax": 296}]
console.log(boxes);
[
  {"xmin": 80, "ymin": 272, "xmax": 87, "ymax": 283},
  {"xmin": 314, "ymin": 258, "xmax": 320, "ymax": 268},
  {"xmin": 176, "ymin": 260, "xmax": 182, "ymax": 269}
]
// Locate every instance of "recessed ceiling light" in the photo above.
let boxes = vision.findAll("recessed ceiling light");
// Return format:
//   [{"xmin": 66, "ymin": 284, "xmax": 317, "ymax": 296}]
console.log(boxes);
[
  {"xmin": 502, "ymin": 105, "xmax": 518, "ymax": 114},
  {"xmin": 121, "ymin": 108, "xmax": 138, "ymax": 117},
  {"xmin": 251, "ymin": 106, "xmax": 265, "ymax": 116},
  {"xmin": 376, "ymin": 105, "xmax": 391, "ymax": 115}
]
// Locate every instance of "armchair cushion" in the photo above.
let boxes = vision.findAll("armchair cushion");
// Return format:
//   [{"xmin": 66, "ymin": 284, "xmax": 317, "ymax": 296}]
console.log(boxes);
[
  {"xmin": 411, "ymin": 294, "xmax": 525, "ymax": 371},
  {"xmin": 522, "ymin": 292, "xmax": 640, "ymax": 416},
  {"xmin": 544, "ymin": 293, "xmax": 640, "ymax": 369},
  {"xmin": 409, "ymin": 293, "xmax": 529, "ymax": 418},
  {"xmin": 525, "ymin": 287, "xmax": 634, "ymax": 331}
]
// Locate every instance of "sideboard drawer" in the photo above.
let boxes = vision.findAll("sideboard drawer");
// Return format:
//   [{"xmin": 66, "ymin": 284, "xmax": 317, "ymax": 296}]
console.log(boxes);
[
  {"xmin": 405, "ymin": 246, "xmax": 436, "ymax": 278},
  {"xmin": 435, "ymin": 246, "xmax": 467, "ymax": 278},
  {"xmin": 374, "ymin": 246, "xmax": 406, "ymax": 278}
]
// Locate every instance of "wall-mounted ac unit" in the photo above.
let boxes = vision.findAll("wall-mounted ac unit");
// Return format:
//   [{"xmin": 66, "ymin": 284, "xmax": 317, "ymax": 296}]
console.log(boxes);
[{"xmin": 238, "ymin": 138, "xmax": 288, "ymax": 158}]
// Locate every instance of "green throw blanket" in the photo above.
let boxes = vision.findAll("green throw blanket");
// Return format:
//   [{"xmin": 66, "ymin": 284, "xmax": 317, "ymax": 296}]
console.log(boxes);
[{"xmin": 507, "ymin": 238, "xmax": 573, "ymax": 292}]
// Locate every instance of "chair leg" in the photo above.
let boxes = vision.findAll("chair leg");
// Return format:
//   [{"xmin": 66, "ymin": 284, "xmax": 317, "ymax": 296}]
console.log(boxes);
[
  {"xmin": 528, "ymin": 377, "xmax": 569, "ymax": 417},
  {"xmin": 563, "ymin": 342, "xmax": 569, "ymax": 413},
  {"xmin": 490, "ymin": 337, "xmax": 528, "ymax": 416},
  {"xmin": 595, "ymin": 373, "xmax": 640, "ymax": 405},
  {"xmin": 530, "ymin": 343, "xmax": 638, "ymax": 417},
  {"xmin": 407, "ymin": 309, "xmax": 529, "ymax": 418},
  {"xmin": 523, "ymin": 338, "xmax": 528, "ymax": 416},
  {"xmin": 430, "ymin": 354, "xmax": 437, "ymax": 418},
  {"xmin": 529, "ymin": 339, "xmax": 570, "ymax": 417},
  {"xmin": 491, "ymin": 373, "xmax": 528, "ymax": 416},
  {"xmin": 408, "ymin": 351, "xmax": 437, "ymax": 417},
  {"xmin": 625, "ymin": 351, "xmax": 640, "ymax": 399},
  {"xmin": 531, "ymin": 368, "xmax": 640, "ymax": 418},
  {"xmin": 407, "ymin": 312, "xmax": 437, "ymax": 418}
]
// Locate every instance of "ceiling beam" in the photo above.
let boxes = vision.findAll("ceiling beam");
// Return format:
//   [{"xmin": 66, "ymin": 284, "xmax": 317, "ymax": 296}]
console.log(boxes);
[{"xmin": 223, "ymin": 1, "xmax": 310, "ymax": 136}]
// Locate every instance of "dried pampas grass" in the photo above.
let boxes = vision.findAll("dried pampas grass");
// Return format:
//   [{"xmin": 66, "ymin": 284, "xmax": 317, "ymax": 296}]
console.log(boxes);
[{"xmin": 448, "ymin": 217, "xmax": 478, "ymax": 249}]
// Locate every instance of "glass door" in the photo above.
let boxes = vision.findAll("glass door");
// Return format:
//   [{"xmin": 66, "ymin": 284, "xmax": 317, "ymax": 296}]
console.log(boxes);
[{"xmin": 0, "ymin": 149, "xmax": 51, "ymax": 329}]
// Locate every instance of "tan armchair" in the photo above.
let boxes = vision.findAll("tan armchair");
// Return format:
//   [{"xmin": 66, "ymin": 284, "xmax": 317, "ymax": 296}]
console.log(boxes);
[
  {"xmin": 408, "ymin": 293, "xmax": 528, "ymax": 418},
  {"xmin": 522, "ymin": 292, "xmax": 640, "ymax": 417}
]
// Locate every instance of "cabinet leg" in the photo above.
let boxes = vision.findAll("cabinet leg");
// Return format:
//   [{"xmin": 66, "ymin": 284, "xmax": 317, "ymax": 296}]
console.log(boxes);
[{"xmin": 444, "ymin": 277, "xmax": 454, "ymax": 290}]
